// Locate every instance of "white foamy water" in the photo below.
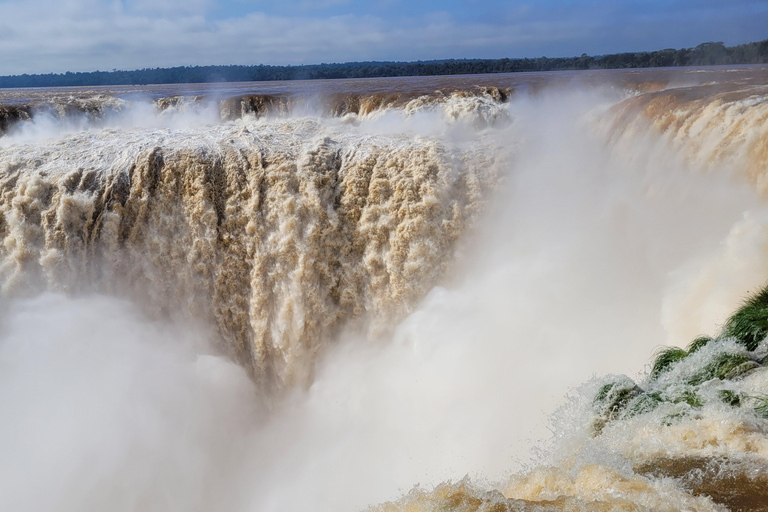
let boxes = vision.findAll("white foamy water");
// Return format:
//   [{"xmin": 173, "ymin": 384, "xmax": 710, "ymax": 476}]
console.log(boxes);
[{"xmin": 2, "ymin": 70, "xmax": 768, "ymax": 511}]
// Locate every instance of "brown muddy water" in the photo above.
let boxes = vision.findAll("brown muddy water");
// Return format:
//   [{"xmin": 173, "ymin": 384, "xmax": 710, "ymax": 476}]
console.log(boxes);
[{"xmin": 1, "ymin": 66, "xmax": 768, "ymax": 511}]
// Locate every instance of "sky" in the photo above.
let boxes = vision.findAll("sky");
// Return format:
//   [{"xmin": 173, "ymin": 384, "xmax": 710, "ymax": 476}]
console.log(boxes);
[{"xmin": 0, "ymin": 0, "xmax": 766, "ymax": 75}]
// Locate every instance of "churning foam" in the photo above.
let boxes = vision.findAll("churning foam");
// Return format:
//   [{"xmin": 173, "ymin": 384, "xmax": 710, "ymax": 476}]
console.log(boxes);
[
  {"xmin": 0, "ymin": 96, "xmax": 507, "ymax": 390},
  {"xmin": 1, "ymin": 75, "xmax": 768, "ymax": 511}
]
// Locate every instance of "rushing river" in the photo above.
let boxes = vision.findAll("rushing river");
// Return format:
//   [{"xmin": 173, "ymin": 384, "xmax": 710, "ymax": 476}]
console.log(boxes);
[{"xmin": 1, "ymin": 66, "xmax": 768, "ymax": 511}]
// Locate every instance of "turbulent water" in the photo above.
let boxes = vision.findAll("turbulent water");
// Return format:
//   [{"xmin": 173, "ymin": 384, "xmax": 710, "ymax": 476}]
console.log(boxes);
[{"xmin": 1, "ymin": 67, "xmax": 768, "ymax": 511}]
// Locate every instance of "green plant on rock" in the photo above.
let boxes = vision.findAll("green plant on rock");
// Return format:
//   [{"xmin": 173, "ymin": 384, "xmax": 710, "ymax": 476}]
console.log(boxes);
[
  {"xmin": 649, "ymin": 347, "xmax": 689, "ymax": 381},
  {"xmin": 661, "ymin": 411, "xmax": 689, "ymax": 426},
  {"xmin": 687, "ymin": 336, "xmax": 713, "ymax": 354},
  {"xmin": 620, "ymin": 388, "xmax": 701, "ymax": 421},
  {"xmin": 593, "ymin": 378, "xmax": 643, "ymax": 419},
  {"xmin": 722, "ymin": 286, "xmax": 768, "ymax": 350},
  {"xmin": 687, "ymin": 353, "xmax": 752, "ymax": 385},
  {"xmin": 591, "ymin": 283, "xmax": 768, "ymax": 434},
  {"xmin": 622, "ymin": 391, "xmax": 663, "ymax": 419},
  {"xmin": 592, "ymin": 378, "xmax": 644, "ymax": 434},
  {"xmin": 753, "ymin": 395, "xmax": 768, "ymax": 419},
  {"xmin": 671, "ymin": 389, "xmax": 704, "ymax": 408},
  {"xmin": 718, "ymin": 390, "xmax": 742, "ymax": 407}
]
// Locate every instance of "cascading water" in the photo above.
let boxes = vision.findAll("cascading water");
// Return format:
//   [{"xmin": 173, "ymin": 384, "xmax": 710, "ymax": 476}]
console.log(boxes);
[{"xmin": 1, "ymin": 67, "xmax": 768, "ymax": 511}]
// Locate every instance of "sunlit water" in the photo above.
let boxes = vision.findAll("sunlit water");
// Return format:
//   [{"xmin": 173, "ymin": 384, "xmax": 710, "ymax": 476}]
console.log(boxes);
[{"xmin": 1, "ymin": 68, "xmax": 768, "ymax": 511}]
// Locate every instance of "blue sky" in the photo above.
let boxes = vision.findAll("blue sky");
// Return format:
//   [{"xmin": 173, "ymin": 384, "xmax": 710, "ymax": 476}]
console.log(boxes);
[{"xmin": 0, "ymin": 0, "xmax": 766, "ymax": 74}]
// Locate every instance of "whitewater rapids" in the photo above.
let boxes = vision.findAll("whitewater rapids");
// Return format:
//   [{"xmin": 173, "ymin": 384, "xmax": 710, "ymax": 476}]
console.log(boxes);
[{"xmin": 1, "ymin": 68, "xmax": 768, "ymax": 511}]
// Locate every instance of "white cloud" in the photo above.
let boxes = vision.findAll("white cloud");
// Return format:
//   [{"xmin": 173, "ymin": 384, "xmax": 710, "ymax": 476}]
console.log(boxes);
[
  {"xmin": 0, "ymin": 0, "xmax": 765, "ymax": 75},
  {"xmin": 124, "ymin": 0, "xmax": 214, "ymax": 16},
  {"xmin": 0, "ymin": 1, "xmax": 596, "ymax": 74}
]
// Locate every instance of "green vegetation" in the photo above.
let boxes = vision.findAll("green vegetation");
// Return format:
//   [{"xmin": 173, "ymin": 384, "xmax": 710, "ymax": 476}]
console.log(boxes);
[
  {"xmin": 650, "ymin": 347, "xmax": 688, "ymax": 381},
  {"xmin": 594, "ymin": 379, "xmax": 644, "ymax": 420},
  {"xmin": 622, "ymin": 391, "xmax": 663, "ymax": 419},
  {"xmin": 687, "ymin": 336, "xmax": 712, "ymax": 354},
  {"xmin": 1, "ymin": 39, "xmax": 767, "ymax": 89},
  {"xmin": 688, "ymin": 353, "xmax": 754, "ymax": 386},
  {"xmin": 592, "ymin": 378, "xmax": 644, "ymax": 433},
  {"xmin": 754, "ymin": 396, "xmax": 768, "ymax": 419},
  {"xmin": 722, "ymin": 287, "xmax": 768, "ymax": 350},
  {"xmin": 592, "ymin": 283, "xmax": 768, "ymax": 434},
  {"xmin": 718, "ymin": 390, "xmax": 742, "ymax": 407},
  {"xmin": 671, "ymin": 389, "xmax": 705, "ymax": 409}
]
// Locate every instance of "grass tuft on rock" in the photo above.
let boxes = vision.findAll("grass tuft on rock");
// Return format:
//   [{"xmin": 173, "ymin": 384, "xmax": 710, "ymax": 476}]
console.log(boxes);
[
  {"xmin": 593, "ymin": 379, "xmax": 643, "ymax": 418},
  {"xmin": 718, "ymin": 390, "xmax": 742, "ymax": 407},
  {"xmin": 754, "ymin": 395, "xmax": 768, "ymax": 419},
  {"xmin": 722, "ymin": 286, "xmax": 768, "ymax": 350},
  {"xmin": 688, "ymin": 353, "xmax": 752, "ymax": 386},
  {"xmin": 650, "ymin": 347, "xmax": 689, "ymax": 381},
  {"xmin": 673, "ymin": 389, "xmax": 704, "ymax": 408},
  {"xmin": 623, "ymin": 392, "xmax": 663, "ymax": 419},
  {"xmin": 687, "ymin": 336, "xmax": 713, "ymax": 354},
  {"xmin": 591, "ymin": 283, "xmax": 768, "ymax": 434},
  {"xmin": 592, "ymin": 378, "xmax": 643, "ymax": 434}
]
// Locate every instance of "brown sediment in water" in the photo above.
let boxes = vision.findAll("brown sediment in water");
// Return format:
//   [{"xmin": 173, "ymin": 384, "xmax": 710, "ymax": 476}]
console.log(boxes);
[
  {"xmin": 0, "ymin": 104, "xmax": 31, "ymax": 134},
  {"xmin": 219, "ymin": 94, "xmax": 295, "ymax": 120},
  {"xmin": 321, "ymin": 92, "xmax": 408, "ymax": 117},
  {"xmin": 43, "ymin": 94, "xmax": 126, "ymax": 119},
  {"xmin": 0, "ymin": 95, "xmax": 125, "ymax": 134},
  {"xmin": 607, "ymin": 83, "xmax": 768, "ymax": 194},
  {"xmin": 369, "ymin": 480, "xmax": 575, "ymax": 512},
  {"xmin": 0, "ymin": 85, "xmax": 512, "ymax": 133},
  {"xmin": 635, "ymin": 457, "xmax": 768, "ymax": 512},
  {"xmin": 0, "ymin": 118, "xmax": 502, "ymax": 391},
  {"xmin": 155, "ymin": 95, "xmax": 204, "ymax": 111},
  {"xmin": 4, "ymin": 69, "xmax": 768, "ymax": 509},
  {"xmin": 371, "ymin": 472, "xmax": 722, "ymax": 512},
  {"xmin": 216, "ymin": 86, "xmax": 512, "ymax": 120}
]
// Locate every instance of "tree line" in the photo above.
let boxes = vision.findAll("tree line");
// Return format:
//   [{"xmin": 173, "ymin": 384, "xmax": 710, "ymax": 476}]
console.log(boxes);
[{"xmin": 1, "ymin": 39, "xmax": 767, "ymax": 89}]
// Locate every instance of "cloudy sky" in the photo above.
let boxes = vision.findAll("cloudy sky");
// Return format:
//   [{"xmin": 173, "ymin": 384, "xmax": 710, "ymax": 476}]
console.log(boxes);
[{"xmin": 0, "ymin": 0, "xmax": 766, "ymax": 75}]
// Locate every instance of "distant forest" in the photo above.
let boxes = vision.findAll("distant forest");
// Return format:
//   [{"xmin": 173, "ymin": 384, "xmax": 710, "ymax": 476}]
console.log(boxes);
[{"xmin": 2, "ymin": 39, "xmax": 767, "ymax": 89}]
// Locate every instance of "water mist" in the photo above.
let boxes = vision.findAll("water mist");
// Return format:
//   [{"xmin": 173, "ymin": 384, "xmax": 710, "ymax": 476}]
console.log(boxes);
[{"xmin": 1, "ymin": 75, "xmax": 767, "ymax": 511}]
